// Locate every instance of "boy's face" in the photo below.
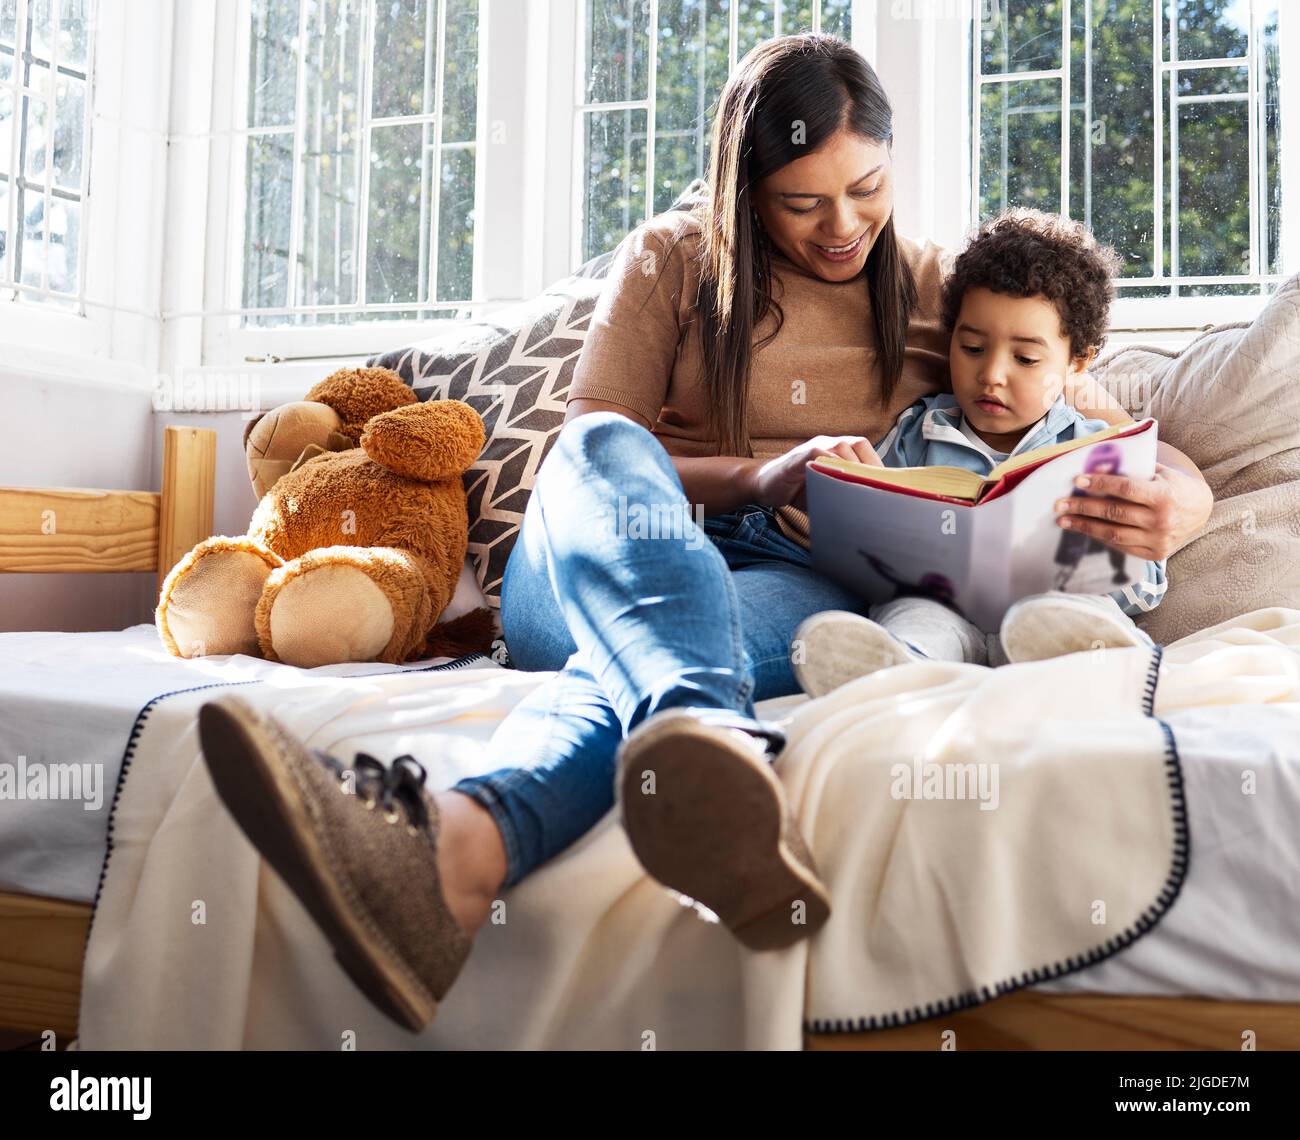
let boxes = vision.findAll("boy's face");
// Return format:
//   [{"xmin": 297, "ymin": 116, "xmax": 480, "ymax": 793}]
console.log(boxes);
[{"xmin": 949, "ymin": 287, "xmax": 1091, "ymax": 452}]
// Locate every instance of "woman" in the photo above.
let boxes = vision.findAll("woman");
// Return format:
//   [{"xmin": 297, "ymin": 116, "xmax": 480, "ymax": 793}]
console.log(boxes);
[{"xmin": 198, "ymin": 34, "xmax": 1213, "ymax": 1032}]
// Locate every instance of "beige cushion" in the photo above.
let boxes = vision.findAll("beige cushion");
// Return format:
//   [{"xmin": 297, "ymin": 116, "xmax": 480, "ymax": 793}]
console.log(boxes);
[{"xmin": 1093, "ymin": 274, "xmax": 1300, "ymax": 644}]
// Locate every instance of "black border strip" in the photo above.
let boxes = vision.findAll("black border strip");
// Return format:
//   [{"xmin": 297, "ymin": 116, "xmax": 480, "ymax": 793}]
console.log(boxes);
[
  {"xmin": 804, "ymin": 644, "xmax": 1193, "ymax": 1035},
  {"xmin": 81, "ymin": 653, "xmax": 488, "ymax": 962}
]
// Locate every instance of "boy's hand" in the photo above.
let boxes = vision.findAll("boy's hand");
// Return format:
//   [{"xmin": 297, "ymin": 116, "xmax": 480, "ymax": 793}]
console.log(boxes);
[
  {"xmin": 1053, "ymin": 462, "xmax": 1214, "ymax": 561},
  {"xmin": 750, "ymin": 435, "xmax": 883, "ymax": 511}
]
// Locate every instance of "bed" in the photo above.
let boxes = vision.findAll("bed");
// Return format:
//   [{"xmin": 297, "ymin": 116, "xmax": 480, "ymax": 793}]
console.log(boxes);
[
  {"xmin": 3, "ymin": 438, "xmax": 1300, "ymax": 1050},
  {"xmin": 4, "ymin": 272, "xmax": 1300, "ymax": 1050}
]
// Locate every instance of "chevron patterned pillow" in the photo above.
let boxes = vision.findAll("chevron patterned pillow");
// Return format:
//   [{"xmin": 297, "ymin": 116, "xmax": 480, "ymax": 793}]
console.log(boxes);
[{"xmin": 368, "ymin": 272, "xmax": 608, "ymax": 628}]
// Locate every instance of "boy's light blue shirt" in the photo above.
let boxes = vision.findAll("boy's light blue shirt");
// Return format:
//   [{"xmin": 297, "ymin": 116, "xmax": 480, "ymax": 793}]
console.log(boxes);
[{"xmin": 872, "ymin": 393, "xmax": 1167, "ymax": 616}]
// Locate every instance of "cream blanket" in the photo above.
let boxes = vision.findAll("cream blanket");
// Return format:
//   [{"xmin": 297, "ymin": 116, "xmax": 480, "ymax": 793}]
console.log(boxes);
[{"xmin": 78, "ymin": 609, "xmax": 1300, "ymax": 1049}]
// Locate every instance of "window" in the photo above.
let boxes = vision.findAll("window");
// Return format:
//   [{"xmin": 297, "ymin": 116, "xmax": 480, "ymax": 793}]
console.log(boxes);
[
  {"xmin": 239, "ymin": 0, "xmax": 480, "ymax": 329},
  {"xmin": 0, "ymin": 0, "xmax": 93, "ymax": 308},
  {"xmin": 973, "ymin": 0, "xmax": 1294, "ymax": 309},
  {"xmin": 578, "ymin": 0, "xmax": 854, "ymax": 264}
]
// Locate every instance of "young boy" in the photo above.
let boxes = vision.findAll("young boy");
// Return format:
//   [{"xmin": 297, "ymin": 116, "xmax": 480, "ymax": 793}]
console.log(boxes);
[{"xmin": 793, "ymin": 209, "xmax": 1167, "ymax": 697}]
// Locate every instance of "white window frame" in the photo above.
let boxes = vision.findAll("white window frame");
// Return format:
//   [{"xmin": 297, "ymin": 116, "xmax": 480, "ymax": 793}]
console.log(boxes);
[
  {"xmin": 187, "ymin": 0, "xmax": 1295, "ymax": 371},
  {"xmin": 0, "ymin": 0, "xmax": 169, "ymax": 370},
  {"xmin": 549, "ymin": 0, "xmax": 1296, "ymax": 333},
  {"xmin": 194, "ymin": 0, "xmax": 542, "ymax": 366},
  {"xmin": 958, "ymin": 0, "xmax": 1296, "ymax": 331}
]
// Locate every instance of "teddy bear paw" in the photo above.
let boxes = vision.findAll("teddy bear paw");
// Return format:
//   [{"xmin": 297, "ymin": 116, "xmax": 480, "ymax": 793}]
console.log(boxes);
[{"xmin": 259, "ymin": 561, "xmax": 398, "ymax": 668}]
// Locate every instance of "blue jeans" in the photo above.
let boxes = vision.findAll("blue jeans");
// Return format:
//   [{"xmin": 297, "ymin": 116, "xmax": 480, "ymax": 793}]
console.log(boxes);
[{"xmin": 451, "ymin": 412, "xmax": 868, "ymax": 887}]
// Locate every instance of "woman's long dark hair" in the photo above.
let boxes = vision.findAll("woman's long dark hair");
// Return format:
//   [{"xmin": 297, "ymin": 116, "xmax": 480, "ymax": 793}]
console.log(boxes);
[{"xmin": 687, "ymin": 34, "xmax": 917, "ymax": 458}]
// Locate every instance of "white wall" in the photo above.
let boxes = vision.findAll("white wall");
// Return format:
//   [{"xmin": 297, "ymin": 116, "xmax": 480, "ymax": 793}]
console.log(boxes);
[{"xmin": 2, "ymin": 374, "xmax": 157, "ymax": 632}]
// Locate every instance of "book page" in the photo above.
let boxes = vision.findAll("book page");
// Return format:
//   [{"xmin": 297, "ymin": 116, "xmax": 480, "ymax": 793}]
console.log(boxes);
[
  {"xmin": 806, "ymin": 466, "xmax": 977, "ymax": 619},
  {"xmin": 982, "ymin": 419, "xmax": 1145, "ymax": 485},
  {"xmin": 809, "ymin": 456, "xmax": 985, "ymax": 500},
  {"xmin": 1006, "ymin": 421, "xmax": 1159, "ymax": 603}
]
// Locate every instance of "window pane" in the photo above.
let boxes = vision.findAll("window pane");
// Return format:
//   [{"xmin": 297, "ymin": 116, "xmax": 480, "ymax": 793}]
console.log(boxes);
[
  {"xmin": 436, "ymin": 144, "xmax": 474, "ymax": 301},
  {"xmin": 653, "ymin": 0, "xmax": 727, "ymax": 214},
  {"xmin": 0, "ymin": 88, "xmax": 12, "ymax": 176},
  {"xmin": 979, "ymin": 78, "xmax": 1061, "ymax": 218},
  {"xmin": 371, "ymin": 0, "xmax": 435, "ymax": 119},
  {"xmin": 0, "ymin": 179, "xmax": 8, "ymax": 278},
  {"xmin": 243, "ymin": 132, "xmax": 294, "ymax": 308},
  {"xmin": 48, "ymin": 193, "xmax": 74, "ymax": 291},
  {"xmin": 29, "ymin": 0, "xmax": 50, "ymax": 62},
  {"xmin": 583, "ymin": 107, "xmax": 646, "ymax": 262},
  {"xmin": 585, "ymin": 0, "xmax": 648, "ymax": 105},
  {"xmin": 982, "ymin": 0, "xmax": 1063, "ymax": 75},
  {"xmin": 366, "ymin": 121, "xmax": 431, "ymax": 304},
  {"xmin": 1262, "ymin": 1, "xmax": 1282, "ymax": 276},
  {"xmin": 1171, "ymin": 0, "xmax": 1248, "ymax": 61},
  {"xmin": 53, "ymin": 72, "xmax": 82, "ymax": 190},
  {"xmin": 819, "ymin": 0, "xmax": 851, "ymax": 40},
  {"xmin": 249, "ymin": 0, "xmax": 300, "ymax": 129},
  {"xmin": 442, "ymin": 0, "xmax": 478, "ymax": 144},
  {"xmin": 23, "ymin": 93, "xmax": 47, "ymax": 182},
  {"xmin": 299, "ymin": 0, "xmax": 362, "ymax": 308},
  {"xmin": 1176, "ymin": 63, "xmax": 1247, "ymax": 97},
  {"xmin": 20, "ymin": 187, "xmax": 45, "ymax": 288},
  {"xmin": 0, "ymin": 0, "xmax": 14, "ymax": 46},
  {"xmin": 735, "ymin": 0, "xmax": 776, "ymax": 62},
  {"xmin": 1176, "ymin": 97, "xmax": 1250, "ymax": 276},
  {"xmin": 27, "ymin": 59, "xmax": 51, "ymax": 100},
  {"xmin": 1070, "ymin": 0, "xmax": 1157, "ymax": 279},
  {"xmin": 56, "ymin": 0, "xmax": 88, "ymax": 71},
  {"xmin": 782, "ymin": 2, "xmax": 815, "ymax": 35}
]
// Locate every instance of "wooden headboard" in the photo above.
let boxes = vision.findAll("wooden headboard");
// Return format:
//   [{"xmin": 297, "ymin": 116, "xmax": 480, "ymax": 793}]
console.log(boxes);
[{"xmin": 0, "ymin": 425, "xmax": 217, "ymax": 593}]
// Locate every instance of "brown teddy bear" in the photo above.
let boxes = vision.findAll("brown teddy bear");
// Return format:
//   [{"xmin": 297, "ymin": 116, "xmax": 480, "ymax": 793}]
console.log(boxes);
[{"xmin": 156, "ymin": 366, "xmax": 494, "ymax": 668}]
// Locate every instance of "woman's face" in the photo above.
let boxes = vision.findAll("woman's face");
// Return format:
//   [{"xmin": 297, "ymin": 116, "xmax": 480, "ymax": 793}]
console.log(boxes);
[{"xmin": 753, "ymin": 127, "xmax": 894, "ymax": 282}]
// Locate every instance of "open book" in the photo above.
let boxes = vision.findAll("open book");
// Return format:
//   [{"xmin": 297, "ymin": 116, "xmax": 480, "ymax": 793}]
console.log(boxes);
[{"xmin": 805, "ymin": 418, "xmax": 1159, "ymax": 631}]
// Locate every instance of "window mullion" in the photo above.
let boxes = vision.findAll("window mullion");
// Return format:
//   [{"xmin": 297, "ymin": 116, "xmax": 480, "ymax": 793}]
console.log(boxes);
[
  {"xmin": 356, "ymin": 0, "xmax": 375, "ymax": 309},
  {"xmin": 645, "ymin": 0, "xmax": 656, "ymax": 223},
  {"xmin": 284, "ymin": 0, "xmax": 311, "ymax": 312},
  {"xmin": 1083, "ymin": 0, "xmax": 1093, "ymax": 229},
  {"xmin": 1152, "ymin": 0, "xmax": 1163, "ymax": 288},
  {"xmin": 1060, "ymin": 0, "xmax": 1070, "ymax": 217},
  {"xmin": 1247, "ymin": 1, "xmax": 1260, "ymax": 283},
  {"xmin": 76, "ymin": 0, "xmax": 96, "ymax": 310},
  {"xmin": 427, "ymin": 0, "xmax": 447, "ymax": 308},
  {"xmin": 12, "ymin": 0, "xmax": 29, "ymax": 288}
]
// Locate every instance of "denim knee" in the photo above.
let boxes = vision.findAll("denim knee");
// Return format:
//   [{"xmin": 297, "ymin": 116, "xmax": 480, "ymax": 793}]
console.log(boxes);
[{"xmin": 548, "ymin": 410, "xmax": 683, "ymax": 495}]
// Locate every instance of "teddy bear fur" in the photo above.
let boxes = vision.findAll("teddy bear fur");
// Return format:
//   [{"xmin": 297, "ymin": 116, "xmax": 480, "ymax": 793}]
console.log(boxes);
[{"xmin": 156, "ymin": 366, "xmax": 495, "ymax": 668}]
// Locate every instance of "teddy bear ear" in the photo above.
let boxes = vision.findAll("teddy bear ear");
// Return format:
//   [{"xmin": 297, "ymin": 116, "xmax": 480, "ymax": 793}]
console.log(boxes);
[{"xmin": 242, "ymin": 412, "xmax": 267, "ymax": 449}]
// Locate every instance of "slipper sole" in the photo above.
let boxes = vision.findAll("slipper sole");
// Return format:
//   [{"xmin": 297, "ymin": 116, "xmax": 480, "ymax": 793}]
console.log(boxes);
[
  {"xmin": 617, "ymin": 710, "xmax": 830, "ymax": 951},
  {"xmin": 1002, "ymin": 599, "xmax": 1149, "ymax": 663},
  {"xmin": 793, "ymin": 610, "xmax": 920, "ymax": 697},
  {"xmin": 199, "ymin": 698, "xmax": 439, "ymax": 1032}
]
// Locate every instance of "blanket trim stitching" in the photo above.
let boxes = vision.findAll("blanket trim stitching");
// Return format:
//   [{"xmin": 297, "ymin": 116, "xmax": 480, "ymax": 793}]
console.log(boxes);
[
  {"xmin": 80, "ymin": 653, "xmax": 489, "ymax": 967},
  {"xmin": 802, "ymin": 645, "xmax": 1194, "ymax": 1037}
]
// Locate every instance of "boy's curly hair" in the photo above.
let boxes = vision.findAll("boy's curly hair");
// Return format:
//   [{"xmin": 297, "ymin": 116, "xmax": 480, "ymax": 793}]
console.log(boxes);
[{"xmin": 941, "ymin": 209, "xmax": 1121, "ymax": 359}]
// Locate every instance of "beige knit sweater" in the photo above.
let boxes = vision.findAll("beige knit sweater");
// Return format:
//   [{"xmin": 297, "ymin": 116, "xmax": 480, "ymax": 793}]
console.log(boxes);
[{"xmin": 567, "ymin": 209, "xmax": 953, "ymax": 546}]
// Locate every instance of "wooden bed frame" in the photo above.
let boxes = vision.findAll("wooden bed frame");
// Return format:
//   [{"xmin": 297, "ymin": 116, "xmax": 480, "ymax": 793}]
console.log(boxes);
[
  {"xmin": 0, "ymin": 424, "xmax": 216, "ymax": 1044},
  {"xmin": 1, "ymin": 424, "xmax": 1297, "ymax": 1049}
]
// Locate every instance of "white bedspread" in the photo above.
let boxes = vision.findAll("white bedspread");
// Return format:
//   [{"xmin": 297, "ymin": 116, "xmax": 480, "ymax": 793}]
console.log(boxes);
[{"xmin": 74, "ymin": 609, "xmax": 1300, "ymax": 1049}]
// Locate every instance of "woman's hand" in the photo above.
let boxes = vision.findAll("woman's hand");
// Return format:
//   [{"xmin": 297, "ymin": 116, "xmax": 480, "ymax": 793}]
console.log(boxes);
[
  {"xmin": 1054, "ymin": 461, "xmax": 1214, "ymax": 561},
  {"xmin": 750, "ymin": 435, "xmax": 883, "ymax": 510}
]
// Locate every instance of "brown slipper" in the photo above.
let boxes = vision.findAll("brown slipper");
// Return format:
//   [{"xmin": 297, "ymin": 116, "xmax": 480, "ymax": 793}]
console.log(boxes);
[
  {"xmin": 198, "ymin": 695, "xmax": 472, "ymax": 1033},
  {"xmin": 615, "ymin": 707, "xmax": 831, "ymax": 950}
]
